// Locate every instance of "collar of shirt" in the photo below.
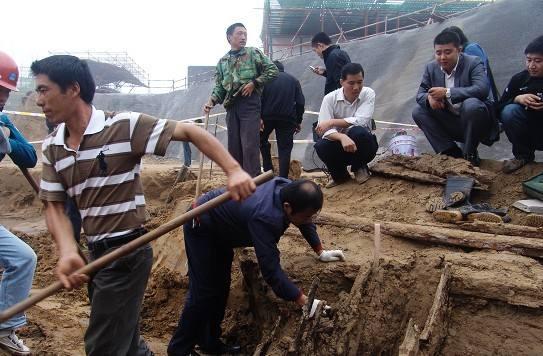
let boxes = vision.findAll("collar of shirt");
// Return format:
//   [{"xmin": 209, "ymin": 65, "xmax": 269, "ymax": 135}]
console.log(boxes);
[
  {"xmin": 52, "ymin": 105, "xmax": 105, "ymax": 149},
  {"xmin": 440, "ymin": 58, "xmax": 459, "ymax": 81},
  {"xmin": 336, "ymin": 88, "xmax": 360, "ymax": 105}
]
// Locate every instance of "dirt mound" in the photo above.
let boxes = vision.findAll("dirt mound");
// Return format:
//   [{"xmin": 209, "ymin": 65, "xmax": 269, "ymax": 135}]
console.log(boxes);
[{"xmin": 2, "ymin": 155, "xmax": 543, "ymax": 355}]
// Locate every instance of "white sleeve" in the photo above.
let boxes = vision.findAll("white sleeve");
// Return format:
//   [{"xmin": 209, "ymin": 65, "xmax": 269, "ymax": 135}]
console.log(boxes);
[{"xmin": 318, "ymin": 94, "xmax": 339, "ymax": 139}]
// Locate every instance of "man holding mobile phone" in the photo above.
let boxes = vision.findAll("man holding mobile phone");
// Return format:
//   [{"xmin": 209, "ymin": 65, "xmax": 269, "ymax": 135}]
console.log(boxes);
[
  {"xmin": 499, "ymin": 35, "xmax": 543, "ymax": 173},
  {"xmin": 310, "ymin": 32, "xmax": 351, "ymax": 95}
]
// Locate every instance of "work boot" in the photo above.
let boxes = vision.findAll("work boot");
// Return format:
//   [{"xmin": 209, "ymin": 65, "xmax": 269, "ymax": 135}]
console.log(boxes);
[
  {"xmin": 353, "ymin": 167, "xmax": 371, "ymax": 184},
  {"xmin": 424, "ymin": 192, "xmax": 465, "ymax": 213},
  {"xmin": 459, "ymin": 203, "xmax": 508, "ymax": 217},
  {"xmin": 466, "ymin": 212, "xmax": 503, "ymax": 224},
  {"xmin": 433, "ymin": 210, "xmax": 463, "ymax": 224},
  {"xmin": 526, "ymin": 214, "xmax": 543, "ymax": 228},
  {"xmin": 0, "ymin": 330, "xmax": 30, "ymax": 356},
  {"xmin": 503, "ymin": 158, "xmax": 529, "ymax": 173}
]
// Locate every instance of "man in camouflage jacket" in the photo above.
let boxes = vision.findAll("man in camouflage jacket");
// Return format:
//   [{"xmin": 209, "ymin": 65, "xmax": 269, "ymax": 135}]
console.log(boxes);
[{"xmin": 205, "ymin": 22, "xmax": 278, "ymax": 177}]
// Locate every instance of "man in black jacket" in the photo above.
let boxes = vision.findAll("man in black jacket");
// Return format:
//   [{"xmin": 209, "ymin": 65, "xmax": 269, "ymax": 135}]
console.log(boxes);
[
  {"xmin": 499, "ymin": 35, "xmax": 543, "ymax": 173},
  {"xmin": 260, "ymin": 60, "xmax": 305, "ymax": 178},
  {"xmin": 310, "ymin": 32, "xmax": 351, "ymax": 95}
]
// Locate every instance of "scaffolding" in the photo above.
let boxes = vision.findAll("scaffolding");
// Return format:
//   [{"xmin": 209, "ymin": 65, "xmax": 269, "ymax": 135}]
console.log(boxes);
[
  {"xmin": 262, "ymin": 0, "xmax": 495, "ymax": 58},
  {"xmin": 48, "ymin": 50, "xmax": 149, "ymax": 91}
]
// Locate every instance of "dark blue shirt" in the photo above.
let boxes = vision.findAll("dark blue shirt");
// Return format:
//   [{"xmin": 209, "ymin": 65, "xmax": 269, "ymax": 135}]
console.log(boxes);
[{"xmin": 196, "ymin": 177, "xmax": 322, "ymax": 301}]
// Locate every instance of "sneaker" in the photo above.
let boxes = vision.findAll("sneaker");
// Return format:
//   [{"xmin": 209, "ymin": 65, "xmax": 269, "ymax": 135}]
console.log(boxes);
[
  {"xmin": 325, "ymin": 177, "xmax": 351, "ymax": 189},
  {"xmin": 503, "ymin": 158, "xmax": 529, "ymax": 173},
  {"xmin": 0, "ymin": 330, "xmax": 30, "ymax": 355},
  {"xmin": 353, "ymin": 167, "xmax": 371, "ymax": 184}
]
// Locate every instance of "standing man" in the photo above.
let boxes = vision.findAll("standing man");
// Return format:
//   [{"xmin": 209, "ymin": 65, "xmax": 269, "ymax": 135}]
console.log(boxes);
[
  {"xmin": 260, "ymin": 60, "xmax": 305, "ymax": 178},
  {"xmin": 32, "ymin": 55, "xmax": 255, "ymax": 356},
  {"xmin": 499, "ymin": 35, "xmax": 543, "ymax": 173},
  {"xmin": 314, "ymin": 63, "xmax": 378, "ymax": 188},
  {"xmin": 412, "ymin": 30, "xmax": 498, "ymax": 166},
  {"xmin": 310, "ymin": 32, "xmax": 351, "ymax": 95},
  {"xmin": 168, "ymin": 178, "xmax": 345, "ymax": 355},
  {"xmin": 0, "ymin": 51, "xmax": 37, "ymax": 356},
  {"xmin": 204, "ymin": 23, "xmax": 278, "ymax": 177}
]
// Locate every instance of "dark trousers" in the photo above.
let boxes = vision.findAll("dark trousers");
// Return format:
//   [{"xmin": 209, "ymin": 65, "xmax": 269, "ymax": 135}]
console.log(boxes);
[
  {"xmin": 225, "ymin": 93, "xmax": 261, "ymax": 177},
  {"xmin": 168, "ymin": 222, "xmax": 233, "ymax": 356},
  {"xmin": 412, "ymin": 98, "xmax": 491, "ymax": 155},
  {"xmin": 85, "ymin": 244, "xmax": 153, "ymax": 356},
  {"xmin": 500, "ymin": 103, "xmax": 543, "ymax": 161},
  {"xmin": 259, "ymin": 119, "xmax": 297, "ymax": 178},
  {"xmin": 314, "ymin": 126, "xmax": 378, "ymax": 181}
]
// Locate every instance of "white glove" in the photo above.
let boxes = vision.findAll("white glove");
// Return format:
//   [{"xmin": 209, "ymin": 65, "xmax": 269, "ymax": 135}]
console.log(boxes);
[
  {"xmin": 318, "ymin": 249, "xmax": 346, "ymax": 262},
  {"xmin": 309, "ymin": 299, "xmax": 332, "ymax": 318}
]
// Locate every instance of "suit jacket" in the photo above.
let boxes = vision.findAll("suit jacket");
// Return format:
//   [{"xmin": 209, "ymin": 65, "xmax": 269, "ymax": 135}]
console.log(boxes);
[{"xmin": 416, "ymin": 53, "xmax": 499, "ymax": 146}]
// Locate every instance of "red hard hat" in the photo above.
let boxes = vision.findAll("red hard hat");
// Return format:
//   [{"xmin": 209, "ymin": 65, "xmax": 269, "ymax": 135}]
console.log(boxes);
[{"xmin": 0, "ymin": 51, "xmax": 19, "ymax": 91}]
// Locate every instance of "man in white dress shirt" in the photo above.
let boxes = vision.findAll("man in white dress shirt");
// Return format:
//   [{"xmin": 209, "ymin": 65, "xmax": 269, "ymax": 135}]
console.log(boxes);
[{"xmin": 314, "ymin": 63, "xmax": 378, "ymax": 188}]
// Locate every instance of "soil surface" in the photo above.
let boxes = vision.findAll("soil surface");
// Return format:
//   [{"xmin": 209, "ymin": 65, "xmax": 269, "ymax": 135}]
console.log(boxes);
[{"xmin": 1, "ymin": 152, "xmax": 543, "ymax": 355}]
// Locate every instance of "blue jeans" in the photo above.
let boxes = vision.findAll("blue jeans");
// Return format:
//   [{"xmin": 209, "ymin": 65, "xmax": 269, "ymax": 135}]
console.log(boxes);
[
  {"xmin": 183, "ymin": 141, "xmax": 192, "ymax": 167},
  {"xmin": 0, "ymin": 225, "xmax": 37, "ymax": 331},
  {"xmin": 500, "ymin": 103, "xmax": 543, "ymax": 161}
]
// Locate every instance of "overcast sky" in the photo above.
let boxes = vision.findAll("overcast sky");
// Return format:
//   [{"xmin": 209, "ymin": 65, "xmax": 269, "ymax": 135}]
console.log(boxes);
[{"xmin": 2, "ymin": 0, "xmax": 263, "ymax": 83}]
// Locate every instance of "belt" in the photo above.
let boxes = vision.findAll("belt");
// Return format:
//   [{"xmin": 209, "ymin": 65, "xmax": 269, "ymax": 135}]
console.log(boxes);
[{"xmin": 88, "ymin": 228, "xmax": 148, "ymax": 256}]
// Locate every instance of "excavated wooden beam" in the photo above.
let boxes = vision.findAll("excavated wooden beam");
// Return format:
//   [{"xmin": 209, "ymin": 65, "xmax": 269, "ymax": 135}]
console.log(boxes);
[
  {"xmin": 419, "ymin": 264, "xmax": 451, "ymax": 355},
  {"xmin": 399, "ymin": 318, "xmax": 421, "ymax": 356},
  {"xmin": 316, "ymin": 213, "xmax": 543, "ymax": 259}
]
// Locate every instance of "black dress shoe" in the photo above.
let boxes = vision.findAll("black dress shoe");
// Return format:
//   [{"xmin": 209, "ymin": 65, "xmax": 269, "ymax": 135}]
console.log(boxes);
[{"xmin": 199, "ymin": 342, "xmax": 241, "ymax": 355}]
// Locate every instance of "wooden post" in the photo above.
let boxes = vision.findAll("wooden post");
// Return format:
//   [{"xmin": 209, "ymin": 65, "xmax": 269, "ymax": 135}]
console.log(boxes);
[
  {"xmin": 373, "ymin": 223, "xmax": 381, "ymax": 265},
  {"xmin": 194, "ymin": 112, "xmax": 210, "ymax": 198}
]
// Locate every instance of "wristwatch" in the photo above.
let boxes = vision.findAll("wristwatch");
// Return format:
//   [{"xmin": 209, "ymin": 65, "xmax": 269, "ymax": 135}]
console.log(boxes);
[{"xmin": 446, "ymin": 88, "xmax": 451, "ymax": 100}]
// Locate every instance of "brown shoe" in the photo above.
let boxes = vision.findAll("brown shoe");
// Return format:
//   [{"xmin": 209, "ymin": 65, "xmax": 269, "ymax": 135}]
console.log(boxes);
[
  {"xmin": 433, "ymin": 210, "xmax": 463, "ymax": 223},
  {"xmin": 467, "ymin": 212, "xmax": 503, "ymax": 224},
  {"xmin": 526, "ymin": 214, "xmax": 543, "ymax": 228},
  {"xmin": 503, "ymin": 158, "xmax": 529, "ymax": 173}
]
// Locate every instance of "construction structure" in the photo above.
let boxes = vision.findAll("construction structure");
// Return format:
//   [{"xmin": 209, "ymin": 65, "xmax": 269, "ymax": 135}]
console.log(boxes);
[
  {"xmin": 40, "ymin": 51, "xmax": 150, "ymax": 93},
  {"xmin": 261, "ymin": 0, "xmax": 494, "ymax": 59}
]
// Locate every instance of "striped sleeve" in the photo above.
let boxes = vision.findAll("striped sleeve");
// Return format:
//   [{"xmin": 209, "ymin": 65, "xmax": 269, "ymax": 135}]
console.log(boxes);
[
  {"xmin": 39, "ymin": 141, "xmax": 67, "ymax": 202},
  {"xmin": 131, "ymin": 113, "xmax": 176, "ymax": 157}
]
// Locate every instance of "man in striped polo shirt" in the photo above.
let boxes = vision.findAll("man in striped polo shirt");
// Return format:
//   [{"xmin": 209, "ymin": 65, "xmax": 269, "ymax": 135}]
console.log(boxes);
[{"xmin": 31, "ymin": 55, "xmax": 255, "ymax": 356}]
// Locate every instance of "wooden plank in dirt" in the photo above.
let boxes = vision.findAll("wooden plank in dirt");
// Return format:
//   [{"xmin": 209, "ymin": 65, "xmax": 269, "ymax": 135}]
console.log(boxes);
[
  {"xmin": 399, "ymin": 318, "xmax": 420, "ymax": 356},
  {"xmin": 316, "ymin": 213, "xmax": 543, "ymax": 259}
]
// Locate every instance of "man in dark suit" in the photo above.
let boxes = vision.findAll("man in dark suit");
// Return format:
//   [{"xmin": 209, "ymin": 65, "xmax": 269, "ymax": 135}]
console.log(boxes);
[{"xmin": 412, "ymin": 30, "xmax": 498, "ymax": 166}]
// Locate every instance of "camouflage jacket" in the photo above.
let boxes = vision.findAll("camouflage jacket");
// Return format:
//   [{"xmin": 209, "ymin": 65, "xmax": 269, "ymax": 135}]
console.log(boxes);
[{"xmin": 211, "ymin": 47, "xmax": 278, "ymax": 108}]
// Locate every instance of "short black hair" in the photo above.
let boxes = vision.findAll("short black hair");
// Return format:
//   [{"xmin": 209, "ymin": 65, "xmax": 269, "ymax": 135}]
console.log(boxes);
[
  {"xmin": 434, "ymin": 30, "xmax": 461, "ymax": 48},
  {"xmin": 226, "ymin": 23, "xmax": 246, "ymax": 38},
  {"xmin": 341, "ymin": 63, "xmax": 364, "ymax": 80},
  {"xmin": 280, "ymin": 179, "xmax": 323, "ymax": 214},
  {"xmin": 444, "ymin": 26, "xmax": 469, "ymax": 48},
  {"xmin": 30, "ymin": 55, "xmax": 95, "ymax": 104},
  {"xmin": 273, "ymin": 60, "xmax": 284, "ymax": 71},
  {"xmin": 525, "ymin": 35, "xmax": 543, "ymax": 56},
  {"xmin": 311, "ymin": 32, "xmax": 332, "ymax": 47}
]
